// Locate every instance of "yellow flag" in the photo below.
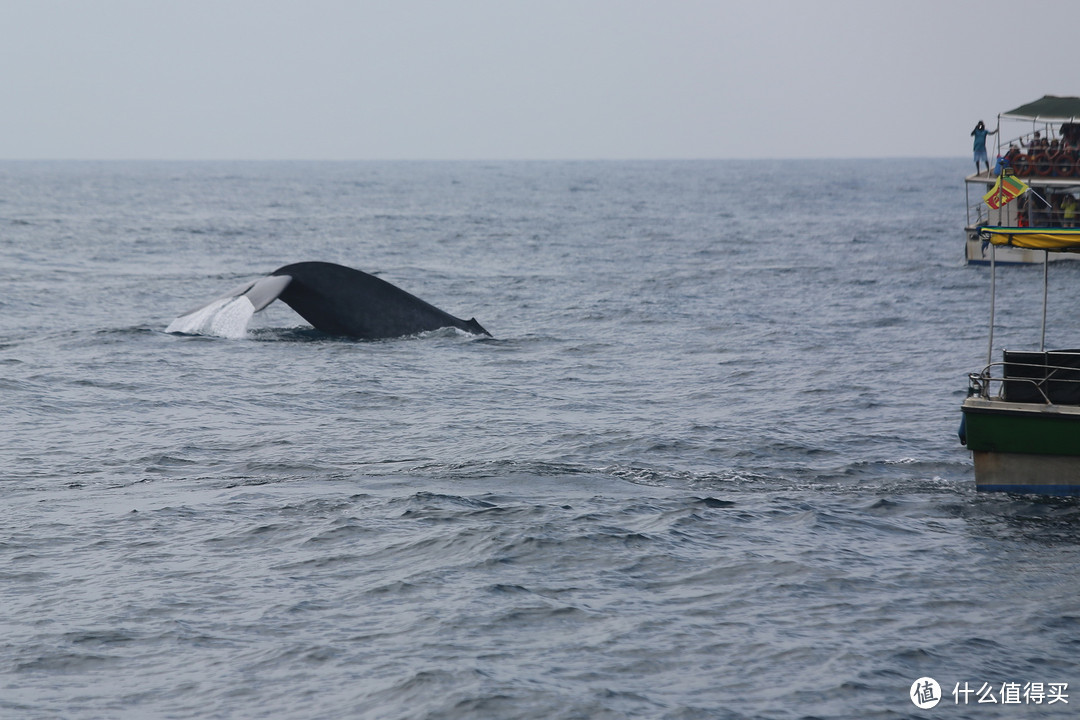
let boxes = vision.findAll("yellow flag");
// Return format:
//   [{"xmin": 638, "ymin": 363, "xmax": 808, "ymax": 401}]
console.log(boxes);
[{"xmin": 983, "ymin": 175, "xmax": 1029, "ymax": 209}]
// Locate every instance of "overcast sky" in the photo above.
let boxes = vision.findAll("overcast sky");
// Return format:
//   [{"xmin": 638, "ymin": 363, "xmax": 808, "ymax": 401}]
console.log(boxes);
[{"xmin": 2, "ymin": 0, "xmax": 1078, "ymax": 161}]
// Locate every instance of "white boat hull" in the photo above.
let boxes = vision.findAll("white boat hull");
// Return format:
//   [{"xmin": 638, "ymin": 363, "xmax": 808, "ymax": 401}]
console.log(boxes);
[{"xmin": 971, "ymin": 450, "xmax": 1080, "ymax": 494}]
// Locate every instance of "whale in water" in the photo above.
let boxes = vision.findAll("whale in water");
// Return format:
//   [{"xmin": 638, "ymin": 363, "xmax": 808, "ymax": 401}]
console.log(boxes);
[{"xmin": 167, "ymin": 261, "xmax": 491, "ymax": 340}]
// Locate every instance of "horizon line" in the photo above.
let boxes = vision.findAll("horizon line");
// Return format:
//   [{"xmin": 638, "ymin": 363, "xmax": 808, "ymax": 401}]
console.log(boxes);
[{"xmin": 0, "ymin": 155, "xmax": 966, "ymax": 163}]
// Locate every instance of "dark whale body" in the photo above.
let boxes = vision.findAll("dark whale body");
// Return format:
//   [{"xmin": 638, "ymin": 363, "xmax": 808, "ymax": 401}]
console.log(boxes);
[
  {"xmin": 168, "ymin": 261, "xmax": 490, "ymax": 340},
  {"xmin": 271, "ymin": 262, "xmax": 489, "ymax": 339}
]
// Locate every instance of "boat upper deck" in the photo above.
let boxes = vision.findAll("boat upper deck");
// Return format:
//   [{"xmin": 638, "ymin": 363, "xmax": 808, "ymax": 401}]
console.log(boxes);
[{"xmin": 965, "ymin": 171, "xmax": 1080, "ymax": 187}]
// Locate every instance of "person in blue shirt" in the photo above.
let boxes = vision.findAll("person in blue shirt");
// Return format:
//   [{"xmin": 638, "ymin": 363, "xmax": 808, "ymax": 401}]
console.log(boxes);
[{"xmin": 971, "ymin": 120, "xmax": 998, "ymax": 175}]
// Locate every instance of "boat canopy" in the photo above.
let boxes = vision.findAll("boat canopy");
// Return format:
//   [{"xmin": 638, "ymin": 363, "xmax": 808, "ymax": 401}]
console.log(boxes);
[
  {"xmin": 1000, "ymin": 96, "xmax": 1080, "ymax": 122},
  {"xmin": 980, "ymin": 226, "xmax": 1080, "ymax": 251}
]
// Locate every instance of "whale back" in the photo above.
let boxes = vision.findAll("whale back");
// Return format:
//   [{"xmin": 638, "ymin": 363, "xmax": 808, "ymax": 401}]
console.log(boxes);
[{"xmin": 272, "ymin": 261, "xmax": 489, "ymax": 339}]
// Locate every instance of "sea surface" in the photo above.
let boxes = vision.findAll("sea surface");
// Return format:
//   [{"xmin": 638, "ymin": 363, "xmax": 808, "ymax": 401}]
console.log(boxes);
[{"xmin": 1, "ymin": 159, "xmax": 1078, "ymax": 719}]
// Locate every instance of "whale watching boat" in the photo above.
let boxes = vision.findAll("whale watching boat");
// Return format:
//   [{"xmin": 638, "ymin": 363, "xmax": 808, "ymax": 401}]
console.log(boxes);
[
  {"xmin": 960, "ymin": 224, "xmax": 1080, "ymax": 495},
  {"xmin": 965, "ymin": 95, "xmax": 1080, "ymax": 265}
]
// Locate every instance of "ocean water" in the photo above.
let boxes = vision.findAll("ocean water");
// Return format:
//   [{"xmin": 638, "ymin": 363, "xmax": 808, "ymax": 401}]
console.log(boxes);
[{"xmin": 1, "ymin": 159, "xmax": 1078, "ymax": 719}]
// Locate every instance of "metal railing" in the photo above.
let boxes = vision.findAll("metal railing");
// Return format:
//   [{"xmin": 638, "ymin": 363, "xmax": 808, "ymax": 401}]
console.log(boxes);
[{"xmin": 968, "ymin": 359, "xmax": 1080, "ymax": 405}]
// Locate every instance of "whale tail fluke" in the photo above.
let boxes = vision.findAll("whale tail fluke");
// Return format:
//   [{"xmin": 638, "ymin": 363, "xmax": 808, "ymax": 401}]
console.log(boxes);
[
  {"xmin": 171, "ymin": 274, "xmax": 292, "ymax": 321},
  {"xmin": 165, "ymin": 274, "xmax": 294, "ymax": 338},
  {"xmin": 242, "ymin": 274, "xmax": 293, "ymax": 311},
  {"xmin": 167, "ymin": 262, "xmax": 490, "ymax": 340}
]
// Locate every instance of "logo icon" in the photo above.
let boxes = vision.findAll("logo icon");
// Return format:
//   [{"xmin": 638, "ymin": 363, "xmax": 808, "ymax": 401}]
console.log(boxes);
[{"xmin": 911, "ymin": 677, "xmax": 942, "ymax": 709}]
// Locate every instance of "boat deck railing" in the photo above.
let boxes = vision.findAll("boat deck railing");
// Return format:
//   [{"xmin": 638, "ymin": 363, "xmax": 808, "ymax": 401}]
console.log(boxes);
[
  {"xmin": 968, "ymin": 352, "xmax": 1080, "ymax": 405},
  {"xmin": 966, "ymin": 201, "xmax": 990, "ymax": 228}
]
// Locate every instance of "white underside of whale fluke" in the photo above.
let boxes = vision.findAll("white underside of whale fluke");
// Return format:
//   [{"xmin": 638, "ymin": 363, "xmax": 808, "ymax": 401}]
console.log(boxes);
[{"xmin": 165, "ymin": 274, "xmax": 292, "ymax": 338}]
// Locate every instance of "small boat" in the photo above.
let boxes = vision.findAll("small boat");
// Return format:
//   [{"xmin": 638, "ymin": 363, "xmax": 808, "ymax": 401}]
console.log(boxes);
[
  {"xmin": 960, "ymin": 226, "xmax": 1080, "ymax": 496},
  {"xmin": 964, "ymin": 95, "xmax": 1080, "ymax": 265}
]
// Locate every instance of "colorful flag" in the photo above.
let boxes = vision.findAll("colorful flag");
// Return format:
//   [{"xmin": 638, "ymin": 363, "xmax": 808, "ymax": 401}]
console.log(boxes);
[{"xmin": 983, "ymin": 174, "xmax": 1029, "ymax": 209}]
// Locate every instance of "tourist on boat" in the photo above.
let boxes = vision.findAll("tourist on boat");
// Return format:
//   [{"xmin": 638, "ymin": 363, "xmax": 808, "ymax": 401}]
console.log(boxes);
[
  {"xmin": 1062, "ymin": 194, "xmax": 1077, "ymax": 228},
  {"xmin": 1057, "ymin": 131, "xmax": 1080, "ymax": 178},
  {"xmin": 1062, "ymin": 123, "xmax": 1080, "ymax": 147},
  {"xmin": 1001, "ymin": 145, "xmax": 1024, "ymax": 175},
  {"xmin": 1064, "ymin": 126, "xmax": 1080, "ymax": 147},
  {"xmin": 971, "ymin": 121, "xmax": 998, "ymax": 175},
  {"xmin": 1020, "ymin": 130, "xmax": 1047, "ymax": 152}
]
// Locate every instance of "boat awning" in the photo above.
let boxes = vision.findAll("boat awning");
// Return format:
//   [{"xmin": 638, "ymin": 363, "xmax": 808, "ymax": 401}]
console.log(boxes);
[
  {"xmin": 979, "ymin": 226, "xmax": 1080, "ymax": 251},
  {"xmin": 1000, "ymin": 96, "xmax": 1080, "ymax": 123}
]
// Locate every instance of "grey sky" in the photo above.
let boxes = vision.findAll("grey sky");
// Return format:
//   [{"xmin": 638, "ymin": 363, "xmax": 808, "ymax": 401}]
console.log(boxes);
[{"xmin": 2, "ymin": 0, "xmax": 1078, "ymax": 160}]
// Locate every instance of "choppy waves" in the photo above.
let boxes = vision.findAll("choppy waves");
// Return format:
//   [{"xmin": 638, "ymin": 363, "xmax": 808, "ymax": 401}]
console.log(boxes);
[
  {"xmin": 2, "ymin": 160, "xmax": 1079, "ymax": 719},
  {"xmin": 5, "ymin": 473, "xmax": 1077, "ymax": 719}
]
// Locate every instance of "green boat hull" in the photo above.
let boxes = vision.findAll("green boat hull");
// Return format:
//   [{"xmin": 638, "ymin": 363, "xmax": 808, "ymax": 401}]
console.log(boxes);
[{"xmin": 961, "ymin": 398, "xmax": 1080, "ymax": 495}]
